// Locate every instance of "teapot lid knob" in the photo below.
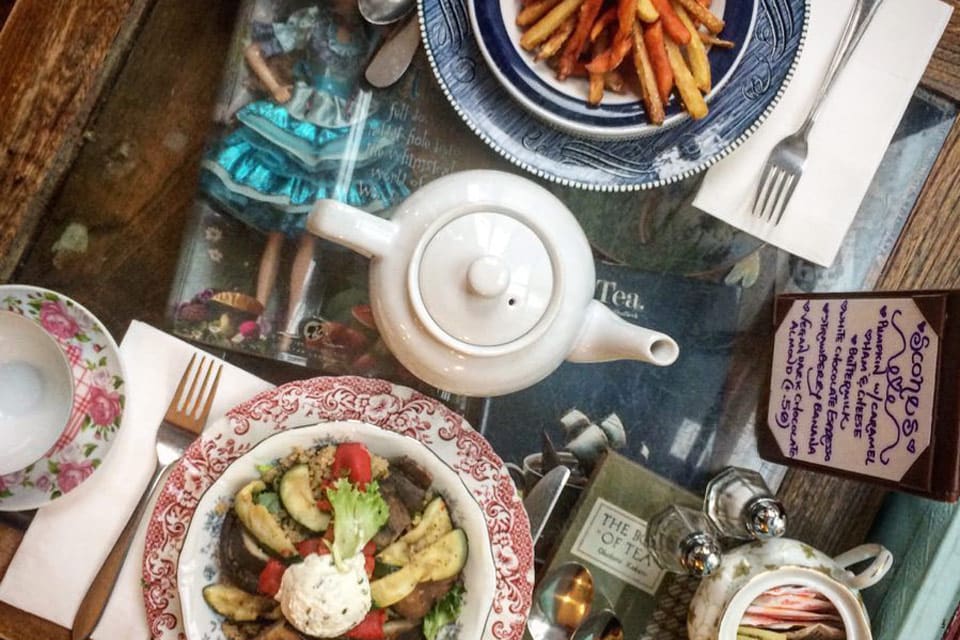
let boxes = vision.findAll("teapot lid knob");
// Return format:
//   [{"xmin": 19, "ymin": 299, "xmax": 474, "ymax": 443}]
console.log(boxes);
[
  {"xmin": 467, "ymin": 256, "xmax": 511, "ymax": 298},
  {"xmin": 415, "ymin": 211, "xmax": 555, "ymax": 349},
  {"xmin": 746, "ymin": 498, "xmax": 788, "ymax": 539}
]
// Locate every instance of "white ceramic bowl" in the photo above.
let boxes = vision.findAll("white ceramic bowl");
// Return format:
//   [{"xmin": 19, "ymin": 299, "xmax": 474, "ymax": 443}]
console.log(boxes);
[
  {"xmin": 178, "ymin": 421, "xmax": 497, "ymax": 640},
  {"xmin": 0, "ymin": 311, "xmax": 74, "ymax": 475}
]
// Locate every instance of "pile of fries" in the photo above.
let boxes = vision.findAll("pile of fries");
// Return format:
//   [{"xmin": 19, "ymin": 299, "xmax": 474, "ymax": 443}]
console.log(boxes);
[{"xmin": 516, "ymin": 0, "xmax": 733, "ymax": 123}]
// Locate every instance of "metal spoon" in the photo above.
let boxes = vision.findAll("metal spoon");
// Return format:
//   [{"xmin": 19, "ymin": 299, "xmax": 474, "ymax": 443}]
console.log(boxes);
[
  {"xmin": 359, "ymin": 0, "xmax": 413, "ymax": 26},
  {"xmin": 527, "ymin": 562, "xmax": 596, "ymax": 640},
  {"xmin": 570, "ymin": 610, "xmax": 623, "ymax": 640}
]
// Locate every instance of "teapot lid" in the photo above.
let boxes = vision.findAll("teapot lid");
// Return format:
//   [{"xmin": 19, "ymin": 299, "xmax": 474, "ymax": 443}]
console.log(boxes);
[{"xmin": 413, "ymin": 211, "xmax": 555, "ymax": 349}]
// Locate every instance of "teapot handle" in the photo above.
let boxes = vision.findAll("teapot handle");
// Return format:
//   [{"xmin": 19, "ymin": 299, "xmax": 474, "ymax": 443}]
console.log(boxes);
[
  {"xmin": 306, "ymin": 199, "xmax": 397, "ymax": 259},
  {"xmin": 832, "ymin": 543, "xmax": 893, "ymax": 590}
]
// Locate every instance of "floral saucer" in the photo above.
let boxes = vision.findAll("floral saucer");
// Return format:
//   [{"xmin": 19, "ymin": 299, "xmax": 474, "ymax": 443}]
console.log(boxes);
[
  {"xmin": 142, "ymin": 376, "xmax": 534, "ymax": 640},
  {"xmin": 0, "ymin": 285, "xmax": 126, "ymax": 511}
]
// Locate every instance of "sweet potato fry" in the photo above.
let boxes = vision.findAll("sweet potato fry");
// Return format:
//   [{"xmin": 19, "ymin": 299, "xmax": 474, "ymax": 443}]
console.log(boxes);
[
  {"xmin": 674, "ymin": 0, "xmax": 724, "ymax": 33},
  {"xmin": 649, "ymin": 0, "xmax": 690, "ymax": 44},
  {"xmin": 637, "ymin": 0, "xmax": 659, "ymax": 23},
  {"xmin": 631, "ymin": 24, "xmax": 664, "ymax": 125},
  {"xmin": 698, "ymin": 31, "xmax": 735, "ymax": 48},
  {"xmin": 536, "ymin": 15, "xmax": 576, "ymax": 60},
  {"xmin": 673, "ymin": 2, "xmax": 710, "ymax": 92},
  {"xmin": 517, "ymin": 0, "xmax": 563, "ymax": 27},
  {"xmin": 589, "ymin": 8, "xmax": 617, "ymax": 41},
  {"xmin": 520, "ymin": 0, "xmax": 585, "ymax": 50},
  {"xmin": 616, "ymin": 0, "xmax": 635, "ymax": 37},
  {"xmin": 642, "ymin": 21, "xmax": 673, "ymax": 104},
  {"xmin": 665, "ymin": 37, "xmax": 707, "ymax": 119},
  {"xmin": 697, "ymin": 0, "xmax": 711, "ymax": 6},
  {"xmin": 585, "ymin": 32, "xmax": 632, "ymax": 74},
  {"xmin": 555, "ymin": 0, "xmax": 603, "ymax": 77}
]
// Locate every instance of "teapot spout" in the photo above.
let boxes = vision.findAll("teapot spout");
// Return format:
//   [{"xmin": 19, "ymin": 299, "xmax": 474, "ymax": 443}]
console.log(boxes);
[
  {"xmin": 568, "ymin": 301, "xmax": 679, "ymax": 366},
  {"xmin": 306, "ymin": 199, "xmax": 397, "ymax": 259}
]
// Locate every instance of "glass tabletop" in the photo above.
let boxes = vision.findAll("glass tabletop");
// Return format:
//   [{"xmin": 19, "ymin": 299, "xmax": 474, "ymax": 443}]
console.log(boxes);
[{"xmin": 168, "ymin": 0, "xmax": 957, "ymax": 497}]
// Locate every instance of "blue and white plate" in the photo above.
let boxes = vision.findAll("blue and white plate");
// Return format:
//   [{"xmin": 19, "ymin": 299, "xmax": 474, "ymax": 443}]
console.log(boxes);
[
  {"xmin": 419, "ymin": 0, "xmax": 807, "ymax": 190},
  {"xmin": 470, "ymin": 0, "xmax": 752, "ymax": 138}
]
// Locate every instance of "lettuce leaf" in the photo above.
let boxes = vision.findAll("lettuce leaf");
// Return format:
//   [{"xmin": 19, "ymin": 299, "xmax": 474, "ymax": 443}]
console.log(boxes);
[
  {"xmin": 423, "ymin": 583, "xmax": 465, "ymax": 640},
  {"xmin": 327, "ymin": 478, "xmax": 389, "ymax": 571}
]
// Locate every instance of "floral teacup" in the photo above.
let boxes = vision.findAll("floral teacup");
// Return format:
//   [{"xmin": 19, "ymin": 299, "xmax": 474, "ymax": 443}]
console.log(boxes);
[{"xmin": 688, "ymin": 537, "xmax": 893, "ymax": 640}]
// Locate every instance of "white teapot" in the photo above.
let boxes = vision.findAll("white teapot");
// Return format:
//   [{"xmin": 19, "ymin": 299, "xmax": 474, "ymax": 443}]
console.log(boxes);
[{"xmin": 306, "ymin": 170, "xmax": 678, "ymax": 396}]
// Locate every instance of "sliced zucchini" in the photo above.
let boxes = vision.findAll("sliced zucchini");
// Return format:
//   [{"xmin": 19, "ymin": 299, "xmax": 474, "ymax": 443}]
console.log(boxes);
[
  {"xmin": 278, "ymin": 464, "xmax": 330, "ymax": 532},
  {"xmin": 418, "ymin": 529, "xmax": 468, "ymax": 582},
  {"xmin": 202, "ymin": 584, "xmax": 280, "ymax": 621},
  {"xmin": 370, "ymin": 561, "xmax": 423, "ymax": 608},
  {"xmin": 378, "ymin": 496, "xmax": 452, "ymax": 566},
  {"xmin": 235, "ymin": 479, "xmax": 298, "ymax": 557},
  {"xmin": 370, "ymin": 528, "xmax": 468, "ymax": 607}
]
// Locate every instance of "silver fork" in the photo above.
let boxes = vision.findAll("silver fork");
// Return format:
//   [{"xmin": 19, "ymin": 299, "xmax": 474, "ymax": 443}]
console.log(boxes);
[
  {"xmin": 753, "ymin": 0, "xmax": 885, "ymax": 225},
  {"xmin": 71, "ymin": 354, "xmax": 222, "ymax": 640}
]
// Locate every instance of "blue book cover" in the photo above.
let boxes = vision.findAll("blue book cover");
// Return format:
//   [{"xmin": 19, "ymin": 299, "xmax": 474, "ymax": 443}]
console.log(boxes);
[{"xmin": 478, "ymin": 261, "xmax": 741, "ymax": 492}]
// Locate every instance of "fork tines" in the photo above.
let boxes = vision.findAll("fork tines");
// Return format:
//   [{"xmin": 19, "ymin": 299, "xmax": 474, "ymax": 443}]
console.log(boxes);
[
  {"xmin": 164, "ymin": 353, "xmax": 223, "ymax": 435},
  {"xmin": 752, "ymin": 166, "xmax": 799, "ymax": 226}
]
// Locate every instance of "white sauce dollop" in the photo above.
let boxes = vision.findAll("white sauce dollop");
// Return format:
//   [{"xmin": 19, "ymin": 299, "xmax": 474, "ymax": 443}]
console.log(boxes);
[{"xmin": 275, "ymin": 552, "xmax": 372, "ymax": 637}]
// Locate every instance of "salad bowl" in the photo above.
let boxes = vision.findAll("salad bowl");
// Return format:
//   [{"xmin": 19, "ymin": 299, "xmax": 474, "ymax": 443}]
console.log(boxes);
[
  {"xmin": 142, "ymin": 376, "xmax": 533, "ymax": 640},
  {"xmin": 178, "ymin": 421, "xmax": 497, "ymax": 640}
]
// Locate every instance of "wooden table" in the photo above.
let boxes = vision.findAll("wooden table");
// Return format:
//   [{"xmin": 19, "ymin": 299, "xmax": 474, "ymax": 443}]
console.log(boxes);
[{"xmin": 0, "ymin": 0, "xmax": 959, "ymax": 637}]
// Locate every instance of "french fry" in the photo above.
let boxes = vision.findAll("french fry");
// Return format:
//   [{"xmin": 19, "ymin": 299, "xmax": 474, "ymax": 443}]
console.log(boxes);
[
  {"xmin": 637, "ymin": 0, "xmax": 659, "ymax": 22},
  {"xmin": 642, "ymin": 21, "xmax": 673, "ymax": 104},
  {"xmin": 664, "ymin": 37, "xmax": 707, "ymax": 119},
  {"xmin": 631, "ymin": 24, "xmax": 664, "ymax": 125},
  {"xmin": 521, "ymin": 0, "xmax": 586, "ymax": 50},
  {"xmin": 674, "ymin": 0, "xmax": 724, "ymax": 33},
  {"xmin": 589, "ymin": 8, "xmax": 617, "ymax": 41},
  {"xmin": 536, "ymin": 16, "xmax": 576, "ymax": 60},
  {"xmin": 588, "ymin": 33, "xmax": 606, "ymax": 105},
  {"xmin": 604, "ymin": 70, "xmax": 626, "ymax": 92},
  {"xmin": 697, "ymin": 0, "xmax": 711, "ymax": 6},
  {"xmin": 588, "ymin": 72, "xmax": 605, "ymax": 104},
  {"xmin": 699, "ymin": 31, "xmax": 735, "ymax": 48},
  {"xmin": 517, "ymin": 0, "xmax": 563, "ymax": 27},
  {"xmin": 649, "ymin": 0, "xmax": 690, "ymax": 44},
  {"xmin": 556, "ymin": 0, "xmax": 603, "ymax": 78},
  {"xmin": 673, "ymin": 2, "xmax": 710, "ymax": 92}
]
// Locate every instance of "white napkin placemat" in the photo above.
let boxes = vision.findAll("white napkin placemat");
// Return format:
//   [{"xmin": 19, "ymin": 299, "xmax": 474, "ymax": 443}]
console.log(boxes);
[
  {"xmin": 0, "ymin": 321, "xmax": 273, "ymax": 638},
  {"xmin": 694, "ymin": 0, "xmax": 952, "ymax": 267}
]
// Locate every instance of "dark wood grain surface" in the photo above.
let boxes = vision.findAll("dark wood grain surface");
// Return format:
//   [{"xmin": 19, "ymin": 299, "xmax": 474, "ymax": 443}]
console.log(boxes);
[
  {"xmin": 0, "ymin": 0, "xmax": 959, "ymax": 636},
  {"xmin": 925, "ymin": 1, "xmax": 960, "ymax": 102}
]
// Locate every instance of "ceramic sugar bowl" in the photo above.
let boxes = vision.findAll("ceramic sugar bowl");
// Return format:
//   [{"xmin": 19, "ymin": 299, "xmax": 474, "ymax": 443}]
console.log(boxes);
[
  {"xmin": 306, "ymin": 170, "xmax": 679, "ymax": 396},
  {"xmin": 688, "ymin": 538, "xmax": 893, "ymax": 640}
]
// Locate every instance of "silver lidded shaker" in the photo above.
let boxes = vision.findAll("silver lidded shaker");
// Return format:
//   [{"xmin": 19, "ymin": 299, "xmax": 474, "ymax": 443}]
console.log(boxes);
[
  {"xmin": 704, "ymin": 466, "xmax": 787, "ymax": 540},
  {"xmin": 646, "ymin": 505, "xmax": 723, "ymax": 577}
]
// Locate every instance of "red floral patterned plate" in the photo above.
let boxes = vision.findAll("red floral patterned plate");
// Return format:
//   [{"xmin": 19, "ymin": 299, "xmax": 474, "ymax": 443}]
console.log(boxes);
[
  {"xmin": 142, "ymin": 376, "xmax": 534, "ymax": 640},
  {"xmin": 0, "ymin": 285, "xmax": 126, "ymax": 511}
]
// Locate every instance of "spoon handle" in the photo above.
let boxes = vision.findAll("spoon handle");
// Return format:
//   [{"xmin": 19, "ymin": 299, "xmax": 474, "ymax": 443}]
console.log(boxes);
[{"xmin": 365, "ymin": 14, "xmax": 420, "ymax": 88}]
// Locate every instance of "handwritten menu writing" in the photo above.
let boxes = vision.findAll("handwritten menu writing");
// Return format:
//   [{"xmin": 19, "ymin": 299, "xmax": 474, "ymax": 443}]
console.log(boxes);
[
  {"xmin": 768, "ymin": 298, "xmax": 939, "ymax": 482},
  {"xmin": 571, "ymin": 498, "xmax": 665, "ymax": 594}
]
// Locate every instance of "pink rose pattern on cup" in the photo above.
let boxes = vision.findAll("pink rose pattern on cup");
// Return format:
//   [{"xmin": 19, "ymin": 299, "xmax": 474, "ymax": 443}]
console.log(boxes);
[
  {"xmin": 39, "ymin": 300, "xmax": 81, "ymax": 340},
  {"xmin": 0, "ymin": 289, "xmax": 124, "ymax": 503}
]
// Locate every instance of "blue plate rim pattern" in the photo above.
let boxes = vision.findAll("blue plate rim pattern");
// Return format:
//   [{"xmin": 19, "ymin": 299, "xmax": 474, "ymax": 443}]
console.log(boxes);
[{"xmin": 417, "ymin": 0, "xmax": 810, "ymax": 191}]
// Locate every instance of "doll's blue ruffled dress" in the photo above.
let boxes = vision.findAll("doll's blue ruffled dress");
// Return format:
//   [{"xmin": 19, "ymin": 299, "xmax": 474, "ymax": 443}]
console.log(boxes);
[{"xmin": 201, "ymin": 6, "xmax": 408, "ymax": 236}]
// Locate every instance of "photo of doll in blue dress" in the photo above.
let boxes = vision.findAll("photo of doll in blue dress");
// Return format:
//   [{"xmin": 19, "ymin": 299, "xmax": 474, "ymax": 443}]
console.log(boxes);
[{"xmin": 199, "ymin": 0, "xmax": 409, "ymax": 355}]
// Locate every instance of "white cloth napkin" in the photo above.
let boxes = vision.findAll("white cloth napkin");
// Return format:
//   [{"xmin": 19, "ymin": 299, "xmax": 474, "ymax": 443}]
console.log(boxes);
[
  {"xmin": 0, "ymin": 321, "xmax": 274, "ymax": 638},
  {"xmin": 694, "ymin": 0, "xmax": 952, "ymax": 267}
]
